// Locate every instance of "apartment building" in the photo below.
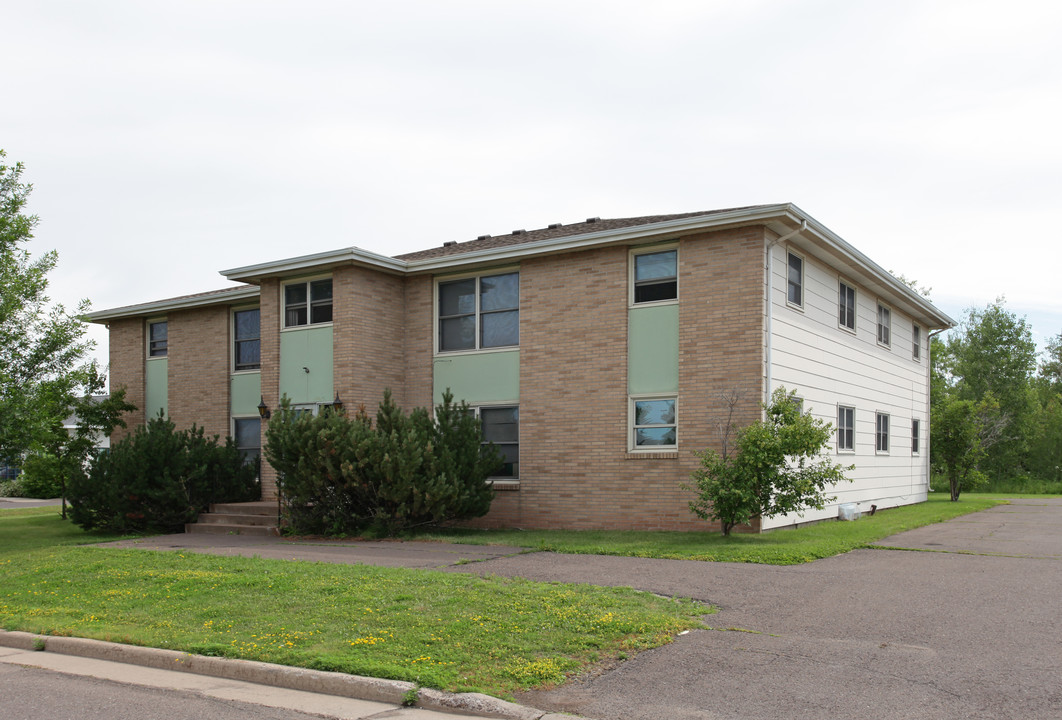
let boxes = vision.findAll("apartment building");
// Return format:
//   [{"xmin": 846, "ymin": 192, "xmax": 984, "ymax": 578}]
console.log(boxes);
[{"xmin": 87, "ymin": 203, "xmax": 953, "ymax": 531}]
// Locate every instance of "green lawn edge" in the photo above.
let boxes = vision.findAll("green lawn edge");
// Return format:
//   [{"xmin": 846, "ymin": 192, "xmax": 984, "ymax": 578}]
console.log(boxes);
[{"xmin": 414, "ymin": 493, "xmax": 1031, "ymax": 565}]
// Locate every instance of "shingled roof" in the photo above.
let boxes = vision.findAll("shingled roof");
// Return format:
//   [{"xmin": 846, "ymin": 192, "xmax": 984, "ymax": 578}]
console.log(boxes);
[{"xmin": 393, "ymin": 205, "xmax": 772, "ymax": 262}]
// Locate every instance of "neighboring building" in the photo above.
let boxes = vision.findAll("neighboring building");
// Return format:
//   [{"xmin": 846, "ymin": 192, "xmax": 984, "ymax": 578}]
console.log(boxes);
[{"xmin": 87, "ymin": 203, "xmax": 953, "ymax": 531}]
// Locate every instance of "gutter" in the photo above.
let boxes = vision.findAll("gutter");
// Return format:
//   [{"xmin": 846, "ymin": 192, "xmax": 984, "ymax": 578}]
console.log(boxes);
[{"xmin": 764, "ymin": 220, "xmax": 807, "ymax": 406}]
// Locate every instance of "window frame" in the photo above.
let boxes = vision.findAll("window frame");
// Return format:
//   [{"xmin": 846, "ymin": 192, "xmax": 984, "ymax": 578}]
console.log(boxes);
[
  {"xmin": 837, "ymin": 405, "xmax": 855, "ymax": 452},
  {"xmin": 147, "ymin": 318, "xmax": 168, "ymax": 358},
  {"xmin": 629, "ymin": 395, "xmax": 678, "ymax": 452},
  {"xmin": 838, "ymin": 280, "xmax": 857, "ymax": 332},
  {"xmin": 876, "ymin": 412, "xmax": 890, "ymax": 453},
  {"xmin": 629, "ymin": 244, "xmax": 679, "ymax": 306},
  {"xmin": 877, "ymin": 302, "xmax": 892, "ymax": 347},
  {"xmin": 232, "ymin": 306, "xmax": 261, "ymax": 372},
  {"xmin": 282, "ymin": 275, "xmax": 333, "ymax": 330},
  {"xmin": 912, "ymin": 418, "xmax": 920, "ymax": 455},
  {"xmin": 913, "ymin": 324, "xmax": 922, "ymax": 361},
  {"xmin": 786, "ymin": 250, "xmax": 804, "ymax": 309},
  {"xmin": 473, "ymin": 404, "xmax": 520, "ymax": 480},
  {"xmin": 435, "ymin": 268, "xmax": 520, "ymax": 354}
]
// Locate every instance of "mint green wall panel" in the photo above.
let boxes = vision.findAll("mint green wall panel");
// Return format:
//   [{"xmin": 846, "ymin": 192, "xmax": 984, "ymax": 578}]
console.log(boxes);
[
  {"xmin": 145, "ymin": 358, "xmax": 168, "ymax": 418},
  {"xmin": 280, "ymin": 327, "xmax": 333, "ymax": 403},
  {"xmin": 433, "ymin": 350, "xmax": 519, "ymax": 406},
  {"xmin": 629, "ymin": 305, "xmax": 679, "ymax": 394},
  {"xmin": 231, "ymin": 372, "xmax": 262, "ymax": 416}
]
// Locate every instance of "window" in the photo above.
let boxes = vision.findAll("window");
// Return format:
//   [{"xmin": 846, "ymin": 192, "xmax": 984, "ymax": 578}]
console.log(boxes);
[
  {"xmin": 480, "ymin": 406, "xmax": 519, "ymax": 478},
  {"xmin": 876, "ymin": 412, "xmax": 890, "ymax": 453},
  {"xmin": 233, "ymin": 308, "xmax": 260, "ymax": 371},
  {"xmin": 787, "ymin": 252, "xmax": 803, "ymax": 307},
  {"xmin": 148, "ymin": 321, "xmax": 168, "ymax": 357},
  {"xmin": 912, "ymin": 418, "xmax": 920, "ymax": 454},
  {"xmin": 837, "ymin": 406, "xmax": 855, "ymax": 451},
  {"xmin": 284, "ymin": 278, "xmax": 332, "ymax": 328},
  {"xmin": 839, "ymin": 281, "xmax": 856, "ymax": 331},
  {"xmin": 877, "ymin": 303, "xmax": 891, "ymax": 346},
  {"xmin": 631, "ymin": 397, "xmax": 677, "ymax": 449},
  {"xmin": 233, "ymin": 418, "xmax": 261, "ymax": 467},
  {"xmin": 632, "ymin": 248, "xmax": 677, "ymax": 303},
  {"xmin": 438, "ymin": 272, "xmax": 519, "ymax": 352},
  {"xmin": 913, "ymin": 324, "xmax": 921, "ymax": 360}
]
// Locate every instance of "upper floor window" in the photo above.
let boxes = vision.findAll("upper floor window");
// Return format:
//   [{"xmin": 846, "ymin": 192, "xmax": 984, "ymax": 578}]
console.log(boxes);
[
  {"xmin": 913, "ymin": 324, "xmax": 922, "ymax": 360},
  {"xmin": 285, "ymin": 278, "xmax": 332, "ymax": 328},
  {"xmin": 912, "ymin": 418, "xmax": 921, "ymax": 454},
  {"xmin": 438, "ymin": 272, "xmax": 519, "ymax": 352},
  {"xmin": 839, "ymin": 281, "xmax": 856, "ymax": 331},
  {"xmin": 632, "ymin": 248, "xmax": 677, "ymax": 304},
  {"xmin": 787, "ymin": 252, "xmax": 803, "ymax": 307},
  {"xmin": 877, "ymin": 303, "xmax": 891, "ymax": 346},
  {"xmin": 148, "ymin": 321, "xmax": 168, "ymax": 357},
  {"xmin": 233, "ymin": 308, "xmax": 261, "ymax": 371}
]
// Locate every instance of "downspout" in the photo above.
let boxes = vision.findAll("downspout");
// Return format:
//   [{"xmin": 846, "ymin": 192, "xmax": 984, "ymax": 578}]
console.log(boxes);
[
  {"xmin": 764, "ymin": 220, "xmax": 807, "ymax": 406},
  {"xmin": 925, "ymin": 327, "xmax": 949, "ymax": 490}
]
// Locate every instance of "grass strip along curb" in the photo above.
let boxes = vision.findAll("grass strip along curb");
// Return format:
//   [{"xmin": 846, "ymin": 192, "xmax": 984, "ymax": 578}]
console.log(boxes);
[
  {"xmin": 0, "ymin": 509, "xmax": 708, "ymax": 699},
  {"xmin": 0, "ymin": 630, "xmax": 552, "ymax": 720}
]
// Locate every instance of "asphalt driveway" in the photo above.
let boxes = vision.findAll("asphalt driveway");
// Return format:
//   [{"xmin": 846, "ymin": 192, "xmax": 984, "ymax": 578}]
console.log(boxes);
[
  {"xmin": 96, "ymin": 498, "xmax": 1062, "ymax": 720},
  {"xmin": 458, "ymin": 498, "xmax": 1062, "ymax": 720}
]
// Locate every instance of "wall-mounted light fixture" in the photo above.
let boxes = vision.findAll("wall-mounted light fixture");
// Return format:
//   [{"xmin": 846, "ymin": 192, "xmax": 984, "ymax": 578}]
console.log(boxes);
[
  {"xmin": 257, "ymin": 396, "xmax": 271, "ymax": 420},
  {"xmin": 332, "ymin": 393, "xmax": 343, "ymax": 412}
]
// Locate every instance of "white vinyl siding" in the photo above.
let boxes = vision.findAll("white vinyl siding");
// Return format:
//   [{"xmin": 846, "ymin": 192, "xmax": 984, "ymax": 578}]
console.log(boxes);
[{"xmin": 765, "ymin": 242, "xmax": 931, "ymax": 529}]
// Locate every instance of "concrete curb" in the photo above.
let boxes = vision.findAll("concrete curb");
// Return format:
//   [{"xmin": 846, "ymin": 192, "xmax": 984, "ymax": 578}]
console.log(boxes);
[{"xmin": 0, "ymin": 630, "xmax": 569, "ymax": 719}]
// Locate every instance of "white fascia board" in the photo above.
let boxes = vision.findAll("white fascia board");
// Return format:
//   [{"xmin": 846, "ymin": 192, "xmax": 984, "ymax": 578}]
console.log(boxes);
[
  {"xmin": 221, "ymin": 247, "xmax": 406, "ymax": 282},
  {"xmin": 789, "ymin": 205, "xmax": 955, "ymax": 329},
  {"xmin": 84, "ymin": 285, "xmax": 261, "ymax": 324},
  {"xmin": 403, "ymin": 204, "xmax": 799, "ymax": 273}
]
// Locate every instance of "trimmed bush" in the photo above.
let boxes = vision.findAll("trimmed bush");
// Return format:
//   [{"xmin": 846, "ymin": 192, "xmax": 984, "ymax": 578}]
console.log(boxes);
[
  {"xmin": 265, "ymin": 389, "xmax": 499, "ymax": 536},
  {"xmin": 68, "ymin": 414, "xmax": 259, "ymax": 533}
]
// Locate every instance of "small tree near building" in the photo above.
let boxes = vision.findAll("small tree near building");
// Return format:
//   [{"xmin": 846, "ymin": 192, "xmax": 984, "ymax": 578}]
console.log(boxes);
[{"xmin": 688, "ymin": 388, "xmax": 853, "ymax": 536}]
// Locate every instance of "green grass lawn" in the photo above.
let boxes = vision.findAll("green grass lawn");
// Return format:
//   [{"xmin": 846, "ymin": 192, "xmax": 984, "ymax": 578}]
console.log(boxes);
[
  {"xmin": 0, "ymin": 507, "xmax": 706, "ymax": 698},
  {"xmin": 416, "ymin": 493, "xmax": 1025, "ymax": 564}
]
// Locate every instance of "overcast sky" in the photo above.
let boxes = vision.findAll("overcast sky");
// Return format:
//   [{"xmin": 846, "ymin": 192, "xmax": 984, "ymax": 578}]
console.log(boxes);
[{"xmin": 6, "ymin": 0, "xmax": 1061, "ymax": 368}]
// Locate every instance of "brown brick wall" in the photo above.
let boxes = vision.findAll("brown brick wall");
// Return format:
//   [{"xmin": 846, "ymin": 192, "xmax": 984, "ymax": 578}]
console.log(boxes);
[
  {"xmin": 467, "ymin": 228, "xmax": 767, "ymax": 531},
  {"xmin": 333, "ymin": 265, "xmax": 407, "ymax": 412},
  {"xmin": 107, "ymin": 318, "xmax": 146, "ymax": 444},
  {"xmin": 402, "ymin": 274, "xmax": 435, "ymax": 412},
  {"xmin": 167, "ymin": 306, "xmax": 231, "ymax": 440},
  {"xmin": 258, "ymin": 278, "xmax": 281, "ymax": 499}
]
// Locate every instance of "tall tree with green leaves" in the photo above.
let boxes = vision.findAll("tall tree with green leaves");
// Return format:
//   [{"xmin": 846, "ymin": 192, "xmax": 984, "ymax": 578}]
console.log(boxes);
[
  {"xmin": 0, "ymin": 150, "xmax": 97, "ymax": 462},
  {"xmin": 944, "ymin": 300, "xmax": 1039, "ymax": 482}
]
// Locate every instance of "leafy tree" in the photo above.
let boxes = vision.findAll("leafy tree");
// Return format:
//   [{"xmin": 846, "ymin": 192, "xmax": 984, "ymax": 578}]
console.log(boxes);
[
  {"xmin": 688, "ymin": 388, "xmax": 853, "ymax": 536},
  {"xmin": 1041, "ymin": 332, "xmax": 1062, "ymax": 397},
  {"xmin": 945, "ymin": 300, "xmax": 1039, "ymax": 482},
  {"xmin": 0, "ymin": 150, "xmax": 96, "ymax": 464},
  {"xmin": 931, "ymin": 394, "xmax": 1006, "ymax": 500}
]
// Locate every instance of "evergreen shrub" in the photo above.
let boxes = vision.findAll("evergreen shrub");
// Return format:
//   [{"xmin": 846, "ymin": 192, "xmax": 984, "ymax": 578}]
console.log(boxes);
[
  {"xmin": 68, "ymin": 414, "xmax": 259, "ymax": 533},
  {"xmin": 264, "ymin": 389, "xmax": 499, "ymax": 536}
]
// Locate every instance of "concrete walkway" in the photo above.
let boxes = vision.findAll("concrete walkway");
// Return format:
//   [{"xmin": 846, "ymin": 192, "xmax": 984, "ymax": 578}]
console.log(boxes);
[{"xmin": 14, "ymin": 497, "xmax": 1062, "ymax": 719}]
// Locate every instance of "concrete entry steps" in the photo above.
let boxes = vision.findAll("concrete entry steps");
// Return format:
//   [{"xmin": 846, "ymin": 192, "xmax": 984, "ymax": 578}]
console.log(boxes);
[{"xmin": 185, "ymin": 500, "xmax": 279, "ymax": 536}]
